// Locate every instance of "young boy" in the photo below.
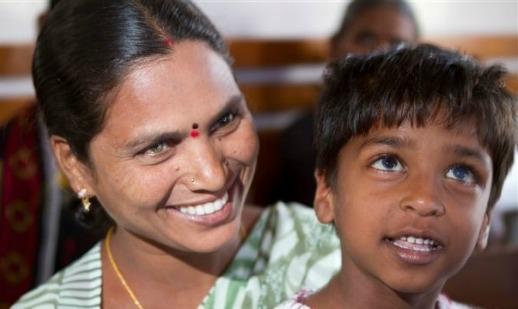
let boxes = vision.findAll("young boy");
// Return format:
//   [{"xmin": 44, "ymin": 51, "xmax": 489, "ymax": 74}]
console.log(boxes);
[{"xmin": 277, "ymin": 44, "xmax": 517, "ymax": 308}]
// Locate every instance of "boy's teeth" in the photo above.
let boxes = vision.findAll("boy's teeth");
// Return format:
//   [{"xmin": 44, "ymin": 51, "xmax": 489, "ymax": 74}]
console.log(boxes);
[
  {"xmin": 392, "ymin": 235, "xmax": 440, "ymax": 251},
  {"xmin": 179, "ymin": 193, "xmax": 228, "ymax": 216}
]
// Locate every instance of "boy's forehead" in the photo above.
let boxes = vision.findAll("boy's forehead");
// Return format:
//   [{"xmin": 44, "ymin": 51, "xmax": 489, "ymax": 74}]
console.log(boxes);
[
  {"xmin": 367, "ymin": 112, "xmax": 479, "ymax": 136},
  {"xmin": 360, "ymin": 118, "xmax": 484, "ymax": 149}
]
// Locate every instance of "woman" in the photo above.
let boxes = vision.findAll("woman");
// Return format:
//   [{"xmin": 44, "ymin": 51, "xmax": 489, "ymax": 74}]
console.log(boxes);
[{"xmin": 12, "ymin": 0, "xmax": 339, "ymax": 308}]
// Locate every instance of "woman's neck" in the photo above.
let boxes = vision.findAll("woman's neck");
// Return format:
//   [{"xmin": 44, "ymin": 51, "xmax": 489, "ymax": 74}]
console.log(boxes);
[
  {"xmin": 102, "ymin": 206, "xmax": 263, "ymax": 308},
  {"xmin": 103, "ymin": 227, "xmax": 241, "ymax": 308},
  {"xmin": 305, "ymin": 258, "xmax": 443, "ymax": 309}
]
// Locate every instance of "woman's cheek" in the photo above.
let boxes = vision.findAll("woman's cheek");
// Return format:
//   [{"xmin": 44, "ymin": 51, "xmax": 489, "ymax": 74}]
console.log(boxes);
[{"xmin": 238, "ymin": 120, "xmax": 260, "ymax": 164}]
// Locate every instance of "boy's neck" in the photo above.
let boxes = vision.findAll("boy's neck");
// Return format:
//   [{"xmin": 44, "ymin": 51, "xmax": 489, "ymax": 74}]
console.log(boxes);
[{"xmin": 305, "ymin": 259, "xmax": 444, "ymax": 309}]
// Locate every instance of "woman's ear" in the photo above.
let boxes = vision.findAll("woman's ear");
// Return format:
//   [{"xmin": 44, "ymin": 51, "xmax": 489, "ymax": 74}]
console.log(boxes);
[
  {"xmin": 313, "ymin": 170, "xmax": 335, "ymax": 224},
  {"xmin": 50, "ymin": 135, "xmax": 95, "ymax": 196},
  {"xmin": 475, "ymin": 213, "xmax": 491, "ymax": 252}
]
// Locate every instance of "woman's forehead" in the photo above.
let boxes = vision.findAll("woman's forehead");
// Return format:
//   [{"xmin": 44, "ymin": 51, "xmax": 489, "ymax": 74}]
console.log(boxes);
[{"xmin": 96, "ymin": 42, "xmax": 240, "ymax": 136}]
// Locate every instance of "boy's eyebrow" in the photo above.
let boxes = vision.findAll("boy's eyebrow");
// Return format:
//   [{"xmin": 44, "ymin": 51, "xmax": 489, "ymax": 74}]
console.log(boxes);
[
  {"xmin": 360, "ymin": 135, "xmax": 411, "ymax": 149},
  {"xmin": 448, "ymin": 145, "xmax": 489, "ymax": 164}
]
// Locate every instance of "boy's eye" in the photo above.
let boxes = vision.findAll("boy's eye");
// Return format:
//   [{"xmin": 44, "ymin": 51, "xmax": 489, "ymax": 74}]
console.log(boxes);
[
  {"xmin": 446, "ymin": 165, "xmax": 476, "ymax": 184},
  {"xmin": 371, "ymin": 155, "xmax": 404, "ymax": 172}
]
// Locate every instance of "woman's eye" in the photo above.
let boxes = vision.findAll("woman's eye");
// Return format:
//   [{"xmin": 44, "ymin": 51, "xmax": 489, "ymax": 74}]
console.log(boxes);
[
  {"xmin": 143, "ymin": 142, "xmax": 167, "ymax": 157},
  {"xmin": 446, "ymin": 165, "xmax": 476, "ymax": 184},
  {"xmin": 219, "ymin": 112, "xmax": 236, "ymax": 126},
  {"xmin": 211, "ymin": 110, "xmax": 240, "ymax": 134},
  {"xmin": 371, "ymin": 155, "xmax": 404, "ymax": 172}
]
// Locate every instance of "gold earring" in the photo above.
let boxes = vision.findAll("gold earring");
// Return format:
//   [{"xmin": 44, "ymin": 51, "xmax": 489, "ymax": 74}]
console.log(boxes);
[{"xmin": 78, "ymin": 189, "xmax": 91, "ymax": 212}]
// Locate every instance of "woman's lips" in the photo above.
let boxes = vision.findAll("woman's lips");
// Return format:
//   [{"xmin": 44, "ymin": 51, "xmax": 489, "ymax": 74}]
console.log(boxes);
[
  {"xmin": 166, "ymin": 180, "xmax": 239, "ymax": 226},
  {"xmin": 178, "ymin": 192, "xmax": 229, "ymax": 216}
]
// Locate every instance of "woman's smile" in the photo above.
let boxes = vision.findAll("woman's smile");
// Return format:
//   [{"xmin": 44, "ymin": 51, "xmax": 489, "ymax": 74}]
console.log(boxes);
[{"xmin": 164, "ymin": 175, "xmax": 242, "ymax": 227}]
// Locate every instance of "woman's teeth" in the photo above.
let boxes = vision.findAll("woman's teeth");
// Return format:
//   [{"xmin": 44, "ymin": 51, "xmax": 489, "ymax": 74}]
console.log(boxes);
[
  {"xmin": 179, "ymin": 193, "xmax": 228, "ymax": 216},
  {"xmin": 392, "ymin": 236, "xmax": 441, "ymax": 252}
]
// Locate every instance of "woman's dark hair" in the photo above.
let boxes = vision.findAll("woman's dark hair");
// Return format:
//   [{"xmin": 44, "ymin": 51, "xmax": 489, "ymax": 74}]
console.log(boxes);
[
  {"xmin": 331, "ymin": 0, "xmax": 420, "ymax": 43},
  {"xmin": 33, "ymin": 0, "xmax": 230, "ymax": 163},
  {"xmin": 33, "ymin": 0, "xmax": 230, "ymax": 226},
  {"xmin": 315, "ymin": 44, "xmax": 517, "ymax": 209}
]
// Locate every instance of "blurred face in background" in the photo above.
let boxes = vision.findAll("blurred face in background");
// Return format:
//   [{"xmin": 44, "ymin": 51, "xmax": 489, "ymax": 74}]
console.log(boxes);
[{"xmin": 331, "ymin": 6, "xmax": 417, "ymax": 58}]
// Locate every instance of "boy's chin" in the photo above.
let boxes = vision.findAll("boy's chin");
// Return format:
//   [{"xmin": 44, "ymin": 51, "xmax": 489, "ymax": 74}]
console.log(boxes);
[{"xmin": 383, "ymin": 274, "xmax": 445, "ymax": 297}]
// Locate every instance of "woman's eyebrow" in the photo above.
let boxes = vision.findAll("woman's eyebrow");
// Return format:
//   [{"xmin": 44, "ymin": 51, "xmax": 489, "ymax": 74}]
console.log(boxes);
[{"xmin": 123, "ymin": 94, "xmax": 244, "ymax": 152}]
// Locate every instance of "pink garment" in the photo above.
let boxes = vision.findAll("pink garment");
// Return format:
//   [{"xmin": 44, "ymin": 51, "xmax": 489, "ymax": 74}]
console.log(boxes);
[{"xmin": 275, "ymin": 290, "xmax": 473, "ymax": 309}]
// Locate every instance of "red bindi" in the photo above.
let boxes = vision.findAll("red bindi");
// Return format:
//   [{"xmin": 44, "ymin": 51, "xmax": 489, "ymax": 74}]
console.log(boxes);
[{"xmin": 190, "ymin": 123, "xmax": 199, "ymax": 138}]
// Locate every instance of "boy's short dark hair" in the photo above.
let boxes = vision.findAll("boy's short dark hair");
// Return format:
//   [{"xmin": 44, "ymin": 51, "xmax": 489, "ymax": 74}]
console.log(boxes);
[{"xmin": 315, "ymin": 44, "xmax": 517, "ymax": 208}]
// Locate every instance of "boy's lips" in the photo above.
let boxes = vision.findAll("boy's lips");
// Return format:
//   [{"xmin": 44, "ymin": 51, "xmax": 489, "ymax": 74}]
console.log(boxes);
[{"xmin": 383, "ymin": 229, "xmax": 446, "ymax": 265}]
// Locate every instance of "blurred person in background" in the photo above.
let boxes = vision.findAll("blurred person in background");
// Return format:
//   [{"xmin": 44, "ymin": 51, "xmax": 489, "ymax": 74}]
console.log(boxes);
[{"xmin": 272, "ymin": 0, "xmax": 420, "ymax": 206}]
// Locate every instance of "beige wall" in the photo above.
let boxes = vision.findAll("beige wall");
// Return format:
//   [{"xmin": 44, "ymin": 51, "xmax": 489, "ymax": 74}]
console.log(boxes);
[{"xmin": 0, "ymin": 0, "xmax": 516, "ymax": 43}]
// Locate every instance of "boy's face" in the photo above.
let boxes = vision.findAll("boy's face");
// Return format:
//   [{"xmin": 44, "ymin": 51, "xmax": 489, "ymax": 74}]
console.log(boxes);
[{"xmin": 314, "ymin": 120, "xmax": 492, "ymax": 295}]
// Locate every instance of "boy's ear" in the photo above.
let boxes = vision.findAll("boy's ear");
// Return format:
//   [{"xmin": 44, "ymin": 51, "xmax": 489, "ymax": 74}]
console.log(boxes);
[
  {"xmin": 313, "ymin": 170, "xmax": 335, "ymax": 224},
  {"xmin": 475, "ymin": 213, "xmax": 491, "ymax": 252},
  {"xmin": 50, "ymin": 135, "xmax": 96, "ymax": 196}
]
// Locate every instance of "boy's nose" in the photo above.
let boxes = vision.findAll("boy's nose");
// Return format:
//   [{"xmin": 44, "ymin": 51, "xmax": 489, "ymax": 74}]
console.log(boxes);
[
  {"xmin": 398, "ymin": 175, "xmax": 445, "ymax": 217},
  {"xmin": 187, "ymin": 140, "xmax": 227, "ymax": 192}
]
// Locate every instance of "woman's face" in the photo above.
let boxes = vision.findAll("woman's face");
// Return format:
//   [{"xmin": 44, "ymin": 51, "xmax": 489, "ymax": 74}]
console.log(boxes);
[{"xmin": 75, "ymin": 41, "xmax": 258, "ymax": 253}]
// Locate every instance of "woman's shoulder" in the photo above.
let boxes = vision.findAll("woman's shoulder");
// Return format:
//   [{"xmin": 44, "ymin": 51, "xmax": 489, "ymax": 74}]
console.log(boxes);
[
  {"xmin": 12, "ymin": 242, "xmax": 103, "ymax": 309},
  {"xmin": 242, "ymin": 202, "xmax": 340, "ymax": 308},
  {"xmin": 269, "ymin": 201, "xmax": 339, "ymax": 247}
]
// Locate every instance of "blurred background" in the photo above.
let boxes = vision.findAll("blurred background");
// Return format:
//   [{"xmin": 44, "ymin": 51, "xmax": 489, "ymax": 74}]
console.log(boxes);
[{"xmin": 0, "ymin": 1, "xmax": 517, "ymax": 308}]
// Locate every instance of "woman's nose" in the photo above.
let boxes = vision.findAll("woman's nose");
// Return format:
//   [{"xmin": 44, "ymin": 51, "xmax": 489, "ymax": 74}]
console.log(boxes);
[
  {"xmin": 187, "ymin": 139, "xmax": 227, "ymax": 192},
  {"xmin": 399, "ymin": 174, "xmax": 445, "ymax": 217}
]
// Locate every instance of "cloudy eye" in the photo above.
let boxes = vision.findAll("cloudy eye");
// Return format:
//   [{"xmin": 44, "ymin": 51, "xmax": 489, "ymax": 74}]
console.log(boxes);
[
  {"xmin": 371, "ymin": 155, "xmax": 404, "ymax": 172},
  {"xmin": 446, "ymin": 165, "xmax": 476, "ymax": 184}
]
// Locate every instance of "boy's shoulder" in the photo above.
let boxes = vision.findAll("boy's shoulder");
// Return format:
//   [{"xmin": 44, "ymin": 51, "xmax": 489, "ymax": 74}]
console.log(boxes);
[
  {"xmin": 438, "ymin": 294, "xmax": 477, "ymax": 309},
  {"xmin": 11, "ymin": 243, "xmax": 102, "ymax": 309}
]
